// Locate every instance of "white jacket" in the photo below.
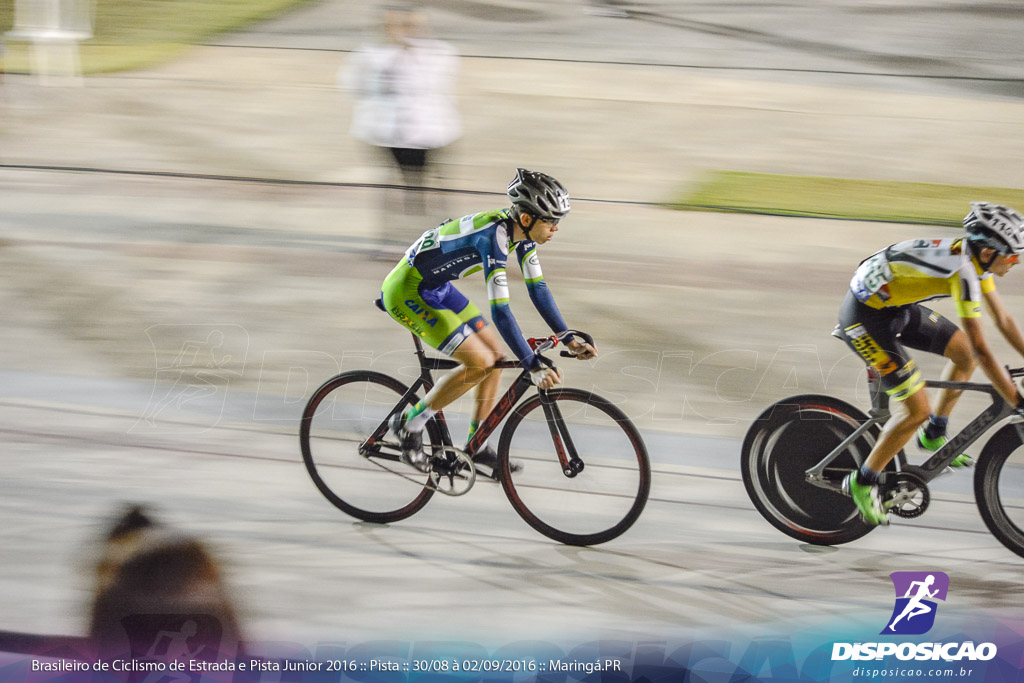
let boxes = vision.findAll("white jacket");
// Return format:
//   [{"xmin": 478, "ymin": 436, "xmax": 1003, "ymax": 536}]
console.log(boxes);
[{"xmin": 340, "ymin": 38, "xmax": 461, "ymax": 150}]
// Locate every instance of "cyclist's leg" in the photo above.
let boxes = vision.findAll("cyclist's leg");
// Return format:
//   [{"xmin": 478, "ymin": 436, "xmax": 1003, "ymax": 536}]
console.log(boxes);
[
  {"xmin": 838, "ymin": 294, "xmax": 931, "ymax": 468},
  {"xmin": 422, "ymin": 333, "xmax": 501, "ymax": 412},
  {"xmin": 467, "ymin": 325, "xmax": 504, "ymax": 439},
  {"xmin": 865, "ymin": 387, "xmax": 930, "ymax": 471},
  {"xmin": 381, "ymin": 266, "xmax": 491, "ymax": 463},
  {"xmin": 382, "ymin": 270, "xmax": 495, "ymax": 416},
  {"xmin": 461, "ymin": 325, "xmax": 520, "ymax": 474},
  {"xmin": 933, "ymin": 332, "xmax": 975, "ymax": 415},
  {"xmin": 390, "ymin": 288, "xmax": 513, "ymax": 474},
  {"xmin": 837, "ymin": 294, "xmax": 930, "ymax": 523},
  {"xmin": 412, "ymin": 281, "xmax": 496, "ymax": 413},
  {"xmin": 901, "ymin": 306, "xmax": 973, "ymax": 419},
  {"xmin": 900, "ymin": 307, "xmax": 975, "ymax": 465}
]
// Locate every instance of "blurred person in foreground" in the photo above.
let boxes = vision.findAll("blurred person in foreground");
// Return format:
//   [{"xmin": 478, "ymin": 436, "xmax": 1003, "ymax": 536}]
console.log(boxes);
[
  {"xmin": 89, "ymin": 504, "xmax": 243, "ymax": 663},
  {"xmin": 381, "ymin": 169, "xmax": 597, "ymax": 480},
  {"xmin": 340, "ymin": 4, "xmax": 461, "ymax": 255},
  {"xmin": 836, "ymin": 203, "xmax": 1024, "ymax": 526}
]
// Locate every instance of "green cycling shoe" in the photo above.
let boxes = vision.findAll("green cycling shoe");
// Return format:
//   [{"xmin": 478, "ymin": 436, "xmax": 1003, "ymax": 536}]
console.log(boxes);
[
  {"xmin": 916, "ymin": 426, "xmax": 974, "ymax": 468},
  {"xmin": 842, "ymin": 470, "xmax": 889, "ymax": 527}
]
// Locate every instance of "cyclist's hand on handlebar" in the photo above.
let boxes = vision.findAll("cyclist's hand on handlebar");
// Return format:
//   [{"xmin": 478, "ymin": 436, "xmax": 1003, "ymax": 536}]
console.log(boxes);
[
  {"xmin": 530, "ymin": 365, "xmax": 563, "ymax": 390},
  {"xmin": 566, "ymin": 338, "xmax": 598, "ymax": 360}
]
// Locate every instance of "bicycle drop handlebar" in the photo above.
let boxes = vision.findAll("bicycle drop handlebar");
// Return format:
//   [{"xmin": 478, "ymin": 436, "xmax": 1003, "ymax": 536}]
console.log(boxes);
[
  {"xmin": 526, "ymin": 329, "xmax": 595, "ymax": 360},
  {"xmin": 421, "ymin": 331, "xmax": 596, "ymax": 372}
]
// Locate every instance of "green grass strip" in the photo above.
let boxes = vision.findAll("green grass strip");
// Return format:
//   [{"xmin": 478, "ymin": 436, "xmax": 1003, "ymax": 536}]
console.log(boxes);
[
  {"xmin": 0, "ymin": 0, "xmax": 312, "ymax": 74},
  {"xmin": 673, "ymin": 171, "xmax": 1024, "ymax": 226}
]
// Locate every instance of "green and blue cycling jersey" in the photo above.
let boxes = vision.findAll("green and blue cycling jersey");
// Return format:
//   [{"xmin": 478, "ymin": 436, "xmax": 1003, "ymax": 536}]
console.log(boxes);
[{"xmin": 381, "ymin": 208, "xmax": 567, "ymax": 369}]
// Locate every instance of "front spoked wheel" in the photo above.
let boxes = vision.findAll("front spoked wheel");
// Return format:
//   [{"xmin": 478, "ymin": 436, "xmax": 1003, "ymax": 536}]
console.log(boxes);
[
  {"xmin": 497, "ymin": 388, "xmax": 651, "ymax": 546},
  {"xmin": 741, "ymin": 394, "xmax": 888, "ymax": 546},
  {"xmin": 975, "ymin": 424, "xmax": 1024, "ymax": 559},
  {"xmin": 300, "ymin": 370, "xmax": 441, "ymax": 524}
]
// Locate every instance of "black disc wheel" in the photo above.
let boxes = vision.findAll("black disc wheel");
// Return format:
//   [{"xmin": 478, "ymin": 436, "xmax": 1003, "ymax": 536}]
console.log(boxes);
[
  {"xmin": 975, "ymin": 423, "xmax": 1024, "ymax": 559},
  {"xmin": 497, "ymin": 388, "xmax": 651, "ymax": 546},
  {"xmin": 741, "ymin": 394, "xmax": 891, "ymax": 545},
  {"xmin": 300, "ymin": 371, "xmax": 441, "ymax": 524}
]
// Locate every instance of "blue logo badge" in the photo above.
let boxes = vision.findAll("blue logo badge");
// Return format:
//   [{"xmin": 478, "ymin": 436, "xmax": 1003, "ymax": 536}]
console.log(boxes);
[{"xmin": 881, "ymin": 571, "xmax": 949, "ymax": 635}]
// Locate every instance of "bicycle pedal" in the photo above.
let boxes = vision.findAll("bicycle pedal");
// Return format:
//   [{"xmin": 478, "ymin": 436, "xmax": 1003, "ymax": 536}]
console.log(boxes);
[{"xmin": 840, "ymin": 472, "xmax": 853, "ymax": 497}]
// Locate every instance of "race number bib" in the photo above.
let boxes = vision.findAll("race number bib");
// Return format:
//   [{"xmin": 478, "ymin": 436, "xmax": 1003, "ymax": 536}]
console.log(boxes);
[
  {"xmin": 850, "ymin": 252, "xmax": 893, "ymax": 302},
  {"xmin": 405, "ymin": 227, "xmax": 442, "ymax": 262}
]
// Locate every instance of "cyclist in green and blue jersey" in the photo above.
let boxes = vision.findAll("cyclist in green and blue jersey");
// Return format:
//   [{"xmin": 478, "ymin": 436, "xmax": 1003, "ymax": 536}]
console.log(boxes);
[{"xmin": 382, "ymin": 169, "xmax": 597, "ymax": 477}]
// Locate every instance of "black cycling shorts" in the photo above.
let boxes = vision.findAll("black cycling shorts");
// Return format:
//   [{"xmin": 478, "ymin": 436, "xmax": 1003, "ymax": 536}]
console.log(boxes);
[{"xmin": 837, "ymin": 290, "xmax": 959, "ymax": 401}]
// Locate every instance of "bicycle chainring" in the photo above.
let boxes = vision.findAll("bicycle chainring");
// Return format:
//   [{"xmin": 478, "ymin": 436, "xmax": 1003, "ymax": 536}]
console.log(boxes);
[
  {"xmin": 428, "ymin": 446, "xmax": 476, "ymax": 497},
  {"xmin": 885, "ymin": 469, "xmax": 930, "ymax": 519}
]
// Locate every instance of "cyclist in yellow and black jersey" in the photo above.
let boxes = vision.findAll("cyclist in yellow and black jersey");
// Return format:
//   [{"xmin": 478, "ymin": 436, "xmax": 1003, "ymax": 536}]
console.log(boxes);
[
  {"xmin": 852, "ymin": 237, "xmax": 995, "ymax": 316},
  {"xmin": 837, "ymin": 202, "xmax": 1024, "ymax": 526}
]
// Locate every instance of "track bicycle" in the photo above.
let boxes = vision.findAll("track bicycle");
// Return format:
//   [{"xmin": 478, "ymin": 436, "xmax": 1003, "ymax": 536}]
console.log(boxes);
[
  {"xmin": 742, "ymin": 364, "xmax": 1024, "ymax": 558},
  {"xmin": 300, "ymin": 309, "xmax": 651, "ymax": 546}
]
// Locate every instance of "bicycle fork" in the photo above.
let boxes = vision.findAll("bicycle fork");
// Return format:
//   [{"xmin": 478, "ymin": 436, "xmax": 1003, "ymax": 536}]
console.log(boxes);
[{"xmin": 538, "ymin": 390, "xmax": 585, "ymax": 477}]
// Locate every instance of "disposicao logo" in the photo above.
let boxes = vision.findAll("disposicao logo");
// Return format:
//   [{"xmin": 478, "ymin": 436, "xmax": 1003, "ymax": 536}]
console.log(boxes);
[
  {"xmin": 831, "ymin": 571, "xmax": 997, "ymax": 662},
  {"xmin": 882, "ymin": 571, "xmax": 948, "ymax": 635}
]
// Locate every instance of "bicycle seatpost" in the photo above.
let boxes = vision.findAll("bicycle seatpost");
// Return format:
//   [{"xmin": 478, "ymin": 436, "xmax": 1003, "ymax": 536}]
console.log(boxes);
[{"xmin": 867, "ymin": 367, "xmax": 891, "ymax": 420}]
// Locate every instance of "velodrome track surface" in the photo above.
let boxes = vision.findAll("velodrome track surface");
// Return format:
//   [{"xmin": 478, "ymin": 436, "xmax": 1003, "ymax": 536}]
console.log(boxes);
[
  {"xmin": 2, "ymin": 362, "xmax": 1023, "ymax": 647},
  {"xmin": 2, "ymin": 0, "xmax": 1024, "ymax": 652},
  {"xmin": 2, "ymin": 173, "xmax": 1023, "ymax": 646}
]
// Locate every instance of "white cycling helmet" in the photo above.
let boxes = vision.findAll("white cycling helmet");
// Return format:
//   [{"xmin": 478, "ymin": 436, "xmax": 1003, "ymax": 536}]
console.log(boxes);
[{"xmin": 964, "ymin": 201, "xmax": 1024, "ymax": 256}]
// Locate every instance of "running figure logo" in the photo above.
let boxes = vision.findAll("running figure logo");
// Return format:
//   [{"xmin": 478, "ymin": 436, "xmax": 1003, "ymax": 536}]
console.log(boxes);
[
  {"xmin": 881, "ymin": 571, "xmax": 949, "ymax": 635},
  {"xmin": 134, "ymin": 324, "xmax": 248, "ymax": 434}
]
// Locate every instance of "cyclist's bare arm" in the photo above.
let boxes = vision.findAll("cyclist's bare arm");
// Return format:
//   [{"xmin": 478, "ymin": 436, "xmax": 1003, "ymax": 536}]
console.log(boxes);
[
  {"xmin": 961, "ymin": 315, "xmax": 1021, "ymax": 406},
  {"xmin": 984, "ymin": 288, "xmax": 1024, "ymax": 357}
]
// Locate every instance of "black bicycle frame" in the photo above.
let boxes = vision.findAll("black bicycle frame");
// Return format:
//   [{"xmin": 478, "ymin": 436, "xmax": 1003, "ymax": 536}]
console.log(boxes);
[
  {"xmin": 379, "ymin": 334, "xmax": 582, "ymax": 474},
  {"xmin": 806, "ymin": 368, "xmax": 1024, "ymax": 488},
  {"xmin": 912, "ymin": 380, "xmax": 1013, "ymax": 478}
]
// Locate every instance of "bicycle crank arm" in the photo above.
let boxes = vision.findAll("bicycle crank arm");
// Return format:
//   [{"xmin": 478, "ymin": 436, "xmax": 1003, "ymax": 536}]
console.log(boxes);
[
  {"xmin": 804, "ymin": 472, "xmax": 844, "ymax": 494},
  {"xmin": 359, "ymin": 441, "xmax": 403, "ymax": 461}
]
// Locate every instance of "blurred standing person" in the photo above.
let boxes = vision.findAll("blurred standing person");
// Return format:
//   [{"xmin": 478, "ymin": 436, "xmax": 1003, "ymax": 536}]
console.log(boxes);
[
  {"xmin": 340, "ymin": 4, "xmax": 461, "ymax": 256},
  {"xmin": 583, "ymin": 0, "xmax": 629, "ymax": 17}
]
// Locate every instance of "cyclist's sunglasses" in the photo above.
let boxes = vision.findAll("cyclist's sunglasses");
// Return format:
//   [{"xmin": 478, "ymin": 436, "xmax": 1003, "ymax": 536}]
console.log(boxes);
[{"xmin": 1004, "ymin": 253, "xmax": 1020, "ymax": 265}]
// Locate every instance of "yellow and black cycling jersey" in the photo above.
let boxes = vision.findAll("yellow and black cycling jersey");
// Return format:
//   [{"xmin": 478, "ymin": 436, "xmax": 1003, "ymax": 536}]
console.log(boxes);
[{"xmin": 850, "ymin": 237, "xmax": 994, "ymax": 318}]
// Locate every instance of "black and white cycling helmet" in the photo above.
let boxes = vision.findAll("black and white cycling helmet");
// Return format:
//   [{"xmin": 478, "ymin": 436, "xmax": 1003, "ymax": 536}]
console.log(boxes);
[
  {"xmin": 964, "ymin": 201, "xmax": 1024, "ymax": 256},
  {"xmin": 507, "ymin": 168, "xmax": 571, "ymax": 222}
]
